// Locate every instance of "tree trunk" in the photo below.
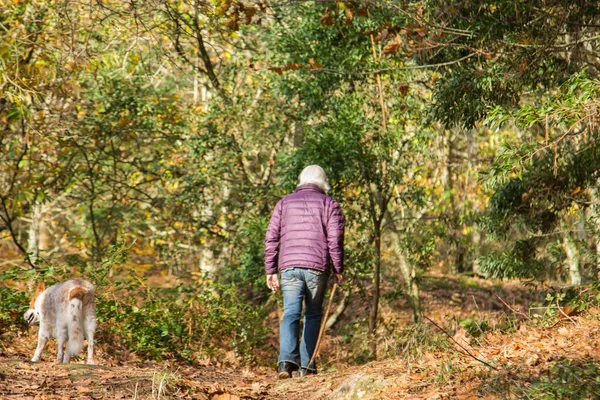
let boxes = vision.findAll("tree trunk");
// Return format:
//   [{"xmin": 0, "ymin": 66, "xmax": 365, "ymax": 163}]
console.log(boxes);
[
  {"xmin": 596, "ymin": 240, "xmax": 600, "ymax": 277},
  {"xmin": 26, "ymin": 203, "xmax": 43, "ymax": 265},
  {"xmin": 368, "ymin": 228, "xmax": 381, "ymax": 355},
  {"xmin": 563, "ymin": 232, "xmax": 581, "ymax": 285},
  {"xmin": 471, "ymin": 229, "xmax": 482, "ymax": 275},
  {"xmin": 444, "ymin": 132, "xmax": 461, "ymax": 275},
  {"xmin": 325, "ymin": 285, "xmax": 350, "ymax": 330},
  {"xmin": 397, "ymin": 250, "xmax": 422, "ymax": 323},
  {"xmin": 589, "ymin": 187, "xmax": 600, "ymax": 273}
]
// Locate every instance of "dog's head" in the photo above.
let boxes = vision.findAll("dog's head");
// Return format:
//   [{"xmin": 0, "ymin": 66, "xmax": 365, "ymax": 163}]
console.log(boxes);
[
  {"xmin": 23, "ymin": 308, "xmax": 40, "ymax": 326},
  {"xmin": 24, "ymin": 281, "xmax": 46, "ymax": 326}
]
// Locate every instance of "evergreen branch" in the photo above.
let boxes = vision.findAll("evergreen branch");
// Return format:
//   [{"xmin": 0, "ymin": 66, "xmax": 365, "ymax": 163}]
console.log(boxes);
[{"xmin": 307, "ymin": 53, "xmax": 477, "ymax": 76}]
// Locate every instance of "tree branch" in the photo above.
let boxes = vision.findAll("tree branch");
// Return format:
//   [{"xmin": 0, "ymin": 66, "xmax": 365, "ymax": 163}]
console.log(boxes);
[{"xmin": 424, "ymin": 315, "xmax": 498, "ymax": 370}]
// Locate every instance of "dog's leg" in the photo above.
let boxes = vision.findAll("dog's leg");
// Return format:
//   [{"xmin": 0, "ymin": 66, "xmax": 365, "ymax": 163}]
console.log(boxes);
[
  {"xmin": 84, "ymin": 314, "xmax": 96, "ymax": 365},
  {"xmin": 31, "ymin": 325, "xmax": 49, "ymax": 362},
  {"xmin": 56, "ymin": 326, "xmax": 67, "ymax": 363},
  {"xmin": 85, "ymin": 329, "xmax": 95, "ymax": 365}
]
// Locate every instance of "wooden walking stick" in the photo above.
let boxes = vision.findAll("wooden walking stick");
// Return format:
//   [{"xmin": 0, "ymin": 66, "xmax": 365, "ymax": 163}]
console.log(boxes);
[{"xmin": 308, "ymin": 282, "xmax": 338, "ymax": 370}]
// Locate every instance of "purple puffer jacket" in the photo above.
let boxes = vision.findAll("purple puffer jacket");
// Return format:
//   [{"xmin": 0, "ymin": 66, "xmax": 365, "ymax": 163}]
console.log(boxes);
[{"xmin": 264, "ymin": 184, "xmax": 345, "ymax": 275}]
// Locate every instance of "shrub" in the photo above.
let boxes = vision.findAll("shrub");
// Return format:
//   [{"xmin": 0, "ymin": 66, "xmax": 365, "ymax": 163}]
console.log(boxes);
[
  {"xmin": 526, "ymin": 359, "xmax": 600, "ymax": 399},
  {"xmin": 0, "ymin": 287, "xmax": 28, "ymax": 335},
  {"xmin": 97, "ymin": 282, "xmax": 269, "ymax": 363}
]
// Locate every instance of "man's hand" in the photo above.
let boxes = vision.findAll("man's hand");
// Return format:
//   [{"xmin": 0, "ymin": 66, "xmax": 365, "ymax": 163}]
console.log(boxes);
[
  {"xmin": 266, "ymin": 274, "xmax": 280, "ymax": 293},
  {"xmin": 334, "ymin": 273, "xmax": 343, "ymax": 284}
]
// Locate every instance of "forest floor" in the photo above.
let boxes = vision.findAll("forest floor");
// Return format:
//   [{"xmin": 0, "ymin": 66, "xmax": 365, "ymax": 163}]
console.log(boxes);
[{"xmin": 1, "ymin": 274, "xmax": 600, "ymax": 399}]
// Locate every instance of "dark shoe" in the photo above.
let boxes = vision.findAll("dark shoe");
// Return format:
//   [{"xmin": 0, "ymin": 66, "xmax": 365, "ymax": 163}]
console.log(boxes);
[
  {"xmin": 277, "ymin": 361, "xmax": 298, "ymax": 379},
  {"xmin": 299, "ymin": 367, "xmax": 317, "ymax": 377}
]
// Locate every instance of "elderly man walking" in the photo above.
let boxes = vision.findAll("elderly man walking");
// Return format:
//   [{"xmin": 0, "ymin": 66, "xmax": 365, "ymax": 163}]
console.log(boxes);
[{"xmin": 265, "ymin": 165, "xmax": 345, "ymax": 379}]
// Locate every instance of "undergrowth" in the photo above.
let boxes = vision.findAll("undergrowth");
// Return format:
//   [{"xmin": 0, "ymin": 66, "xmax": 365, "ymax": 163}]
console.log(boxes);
[
  {"xmin": 525, "ymin": 359, "xmax": 600, "ymax": 399},
  {"xmin": 0, "ymin": 287, "xmax": 28, "ymax": 335},
  {"xmin": 533, "ymin": 282, "xmax": 600, "ymax": 328},
  {"xmin": 97, "ymin": 282, "xmax": 268, "ymax": 363}
]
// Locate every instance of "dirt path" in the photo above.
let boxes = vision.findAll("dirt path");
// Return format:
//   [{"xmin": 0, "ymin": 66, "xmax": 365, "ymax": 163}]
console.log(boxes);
[
  {"xmin": 0, "ymin": 357, "xmax": 278, "ymax": 399},
  {"xmin": 0, "ymin": 356, "xmax": 359, "ymax": 399}
]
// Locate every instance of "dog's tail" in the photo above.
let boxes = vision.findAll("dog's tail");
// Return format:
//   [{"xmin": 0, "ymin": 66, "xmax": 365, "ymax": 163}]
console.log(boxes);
[{"xmin": 67, "ymin": 286, "xmax": 86, "ymax": 356}]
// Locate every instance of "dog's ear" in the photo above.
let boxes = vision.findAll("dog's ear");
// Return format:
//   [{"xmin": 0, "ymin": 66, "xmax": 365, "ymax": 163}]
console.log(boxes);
[
  {"xmin": 30, "ymin": 281, "xmax": 46, "ymax": 308},
  {"xmin": 35, "ymin": 281, "xmax": 46, "ymax": 294}
]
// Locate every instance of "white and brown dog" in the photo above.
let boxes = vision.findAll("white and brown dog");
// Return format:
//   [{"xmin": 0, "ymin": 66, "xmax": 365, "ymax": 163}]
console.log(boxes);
[{"xmin": 24, "ymin": 279, "xmax": 96, "ymax": 364}]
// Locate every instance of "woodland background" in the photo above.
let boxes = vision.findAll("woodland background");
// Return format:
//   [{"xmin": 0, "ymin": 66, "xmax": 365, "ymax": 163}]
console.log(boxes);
[{"xmin": 1, "ymin": 1, "xmax": 600, "ymax": 398}]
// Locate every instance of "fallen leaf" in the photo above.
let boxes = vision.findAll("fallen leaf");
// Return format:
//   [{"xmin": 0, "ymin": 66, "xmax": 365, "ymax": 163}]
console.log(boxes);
[
  {"xmin": 558, "ymin": 327, "xmax": 569, "ymax": 336},
  {"xmin": 423, "ymin": 392, "xmax": 443, "ymax": 400},
  {"xmin": 382, "ymin": 36, "xmax": 403, "ymax": 54},
  {"xmin": 283, "ymin": 63, "xmax": 302, "ymax": 71},
  {"xmin": 320, "ymin": 8, "xmax": 334, "ymax": 25},
  {"xmin": 212, "ymin": 394, "xmax": 240, "ymax": 400},
  {"xmin": 344, "ymin": 7, "xmax": 354, "ymax": 25},
  {"xmin": 525, "ymin": 353, "xmax": 539, "ymax": 366},
  {"xmin": 309, "ymin": 58, "xmax": 323, "ymax": 69},
  {"xmin": 251, "ymin": 382, "xmax": 262, "ymax": 392},
  {"xmin": 409, "ymin": 371, "xmax": 428, "ymax": 380}
]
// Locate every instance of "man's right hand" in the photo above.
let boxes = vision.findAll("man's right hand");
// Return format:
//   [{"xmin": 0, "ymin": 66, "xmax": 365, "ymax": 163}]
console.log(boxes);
[
  {"xmin": 266, "ymin": 274, "xmax": 280, "ymax": 293},
  {"xmin": 334, "ymin": 273, "xmax": 343, "ymax": 284}
]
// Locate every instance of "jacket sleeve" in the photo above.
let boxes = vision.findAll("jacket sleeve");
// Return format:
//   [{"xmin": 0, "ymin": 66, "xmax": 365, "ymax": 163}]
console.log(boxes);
[
  {"xmin": 326, "ymin": 199, "xmax": 345, "ymax": 274},
  {"xmin": 264, "ymin": 199, "xmax": 283, "ymax": 275}
]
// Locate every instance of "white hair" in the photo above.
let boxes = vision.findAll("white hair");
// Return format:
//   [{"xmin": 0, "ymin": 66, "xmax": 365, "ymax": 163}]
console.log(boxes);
[{"xmin": 298, "ymin": 165, "xmax": 330, "ymax": 192}]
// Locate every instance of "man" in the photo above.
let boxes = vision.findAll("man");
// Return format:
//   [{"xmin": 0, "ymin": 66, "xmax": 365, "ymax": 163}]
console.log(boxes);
[{"xmin": 265, "ymin": 165, "xmax": 345, "ymax": 379}]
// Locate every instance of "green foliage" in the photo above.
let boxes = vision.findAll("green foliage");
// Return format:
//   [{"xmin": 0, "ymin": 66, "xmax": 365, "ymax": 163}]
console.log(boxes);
[
  {"xmin": 528, "ymin": 283, "xmax": 600, "ymax": 328},
  {"xmin": 87, "ymin": 245, "xmax": 268, "ymax": 363},
  {"xmin": 218, "ymin": 213, "xmax": 271, "ymax": 300},
  {"xmin": 526, "ymin": 359, "xmax": 600, "ymax": 399},
  {"xmin": 478, "ymin": 241, "xmax": 546, "ymax": 280},
  {"xmin": 459, "ymin": 317, "xmax": 490, "ymax": 338},
  {"xmin": 382, "ymin": 286, "xmax": 404, "ymax": 303},
  {"xmin": 97, "ymin": 282, "xmax": 268, "ymax": 362},
  {"xmin": 431, "ymin": 65, "xmax": 519, "ymax": 129},
  {"xmin": 478, "ymin": 127, "xmax": 600, "ymax": 279},
  {"xmin": 0, "ymin": 287, "xmax": 28, "ymax": 335},
  {"xmin": 426, "ymin": 0, "xmax": 592, "ymax": 128}
]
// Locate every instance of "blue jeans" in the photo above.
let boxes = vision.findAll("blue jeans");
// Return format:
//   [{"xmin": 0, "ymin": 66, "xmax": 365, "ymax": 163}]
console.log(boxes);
[{"xmin": 278, "ymin": 267, "xmax": 329, "ymax": 370}]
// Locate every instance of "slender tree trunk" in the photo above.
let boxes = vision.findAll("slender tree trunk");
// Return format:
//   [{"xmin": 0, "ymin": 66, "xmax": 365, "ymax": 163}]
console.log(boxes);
[
  {"xmin": 26, "ymin": 202, "xmax": 42, "ymax": 265},
  {"xmin": 471, "ymin": 229, "xmax": 482, "ymax": 275},
  {"xmin": 366, "ymin": 34, "xmax": 386, "ymax": 358},
  {"xmin": 325, "ymin": 285, "xmax": 350, "ymax": 330},
  {"xmin": 445, "ymin": 134, "xmax": 461, "ymax": 275},
  {"xmin": 590, "ymin": 187, "xmax": 600, "ymax": 273},
  {"xmin": 199, "ymin": 245, "xmax": 215, "ymax": 274},
  {"xmin": 596, "ymin": 241, "xmax": 600, "ymax": 277},
  {"xmin": 368, "ymin": 226, "xmax": 381, "ymax": 356},
  {"xmin": 563, "ymin": 231, "xmax": 581, "ymax": 285},
  {"xmin": 397, "ymin": 250, "xmax": 422, "ymax": 323}
]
